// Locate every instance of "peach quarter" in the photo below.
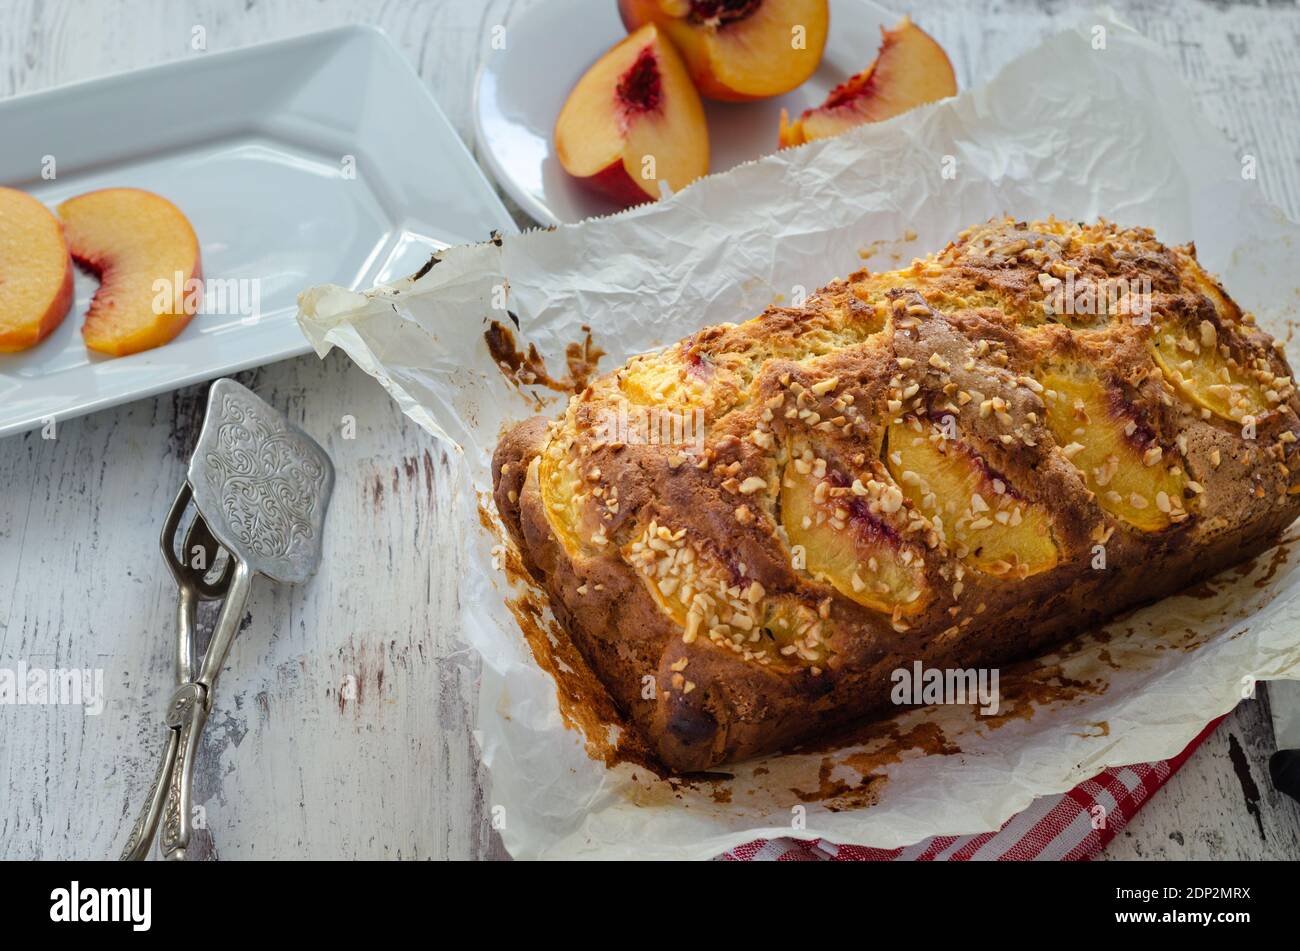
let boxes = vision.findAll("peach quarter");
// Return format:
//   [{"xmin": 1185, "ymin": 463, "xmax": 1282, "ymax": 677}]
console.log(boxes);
[
  {"xmin": 779, "ymin": 15, "xmax": 956, "ymax": 147},
  {"xmin": 555, "ymin": 23, "xmax": 709, "ymax": 207}
]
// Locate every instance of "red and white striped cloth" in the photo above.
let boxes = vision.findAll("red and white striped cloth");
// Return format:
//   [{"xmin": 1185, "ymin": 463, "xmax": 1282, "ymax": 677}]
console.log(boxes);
[{"xmin": 723, "ymin": 717, "xmax": 1223, "ymax": 861}]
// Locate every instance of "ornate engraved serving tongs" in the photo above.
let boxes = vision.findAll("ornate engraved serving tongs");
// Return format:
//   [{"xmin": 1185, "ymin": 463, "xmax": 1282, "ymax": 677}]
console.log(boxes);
[{"xmin": 120, "ymin": 379, "xmax": 334, "ymax": 860}]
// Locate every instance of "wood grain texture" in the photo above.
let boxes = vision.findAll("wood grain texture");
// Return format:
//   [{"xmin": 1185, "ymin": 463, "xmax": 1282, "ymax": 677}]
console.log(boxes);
[{"xmin": 1, "ymin": 0, "xmax": 1298, "ymax": 860}]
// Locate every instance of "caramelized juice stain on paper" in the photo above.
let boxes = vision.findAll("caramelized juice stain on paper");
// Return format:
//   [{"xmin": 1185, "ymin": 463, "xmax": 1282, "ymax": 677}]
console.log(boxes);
[
  {"xmin": 787, "ymin": 720, "xmax": 959, "ymax": 811},
  {"xmin": 792, "ymin": 721, "xmax": 960, "ymax": 811},
  {"xmin": 1255, "ymin": 537, "xmax": 1294, "ymax": 587},
  {"xmin": 982, "ymin": 662, "xmax": 1105, "ymax": 729},
  {"xmin": 484, "ymin": 320, "xmax": 605, "ymax": 394},
  {"xmin": 792, "ymin": 757, "xmax": 887, "ymax": 810}
]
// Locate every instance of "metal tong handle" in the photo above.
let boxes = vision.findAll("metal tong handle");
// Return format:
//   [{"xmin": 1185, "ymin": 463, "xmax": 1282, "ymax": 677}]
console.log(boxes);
[
  {"xmin": 159, "ymin": 562, "xmax": 250, "ymax": 860},
  {"xmin": 121, "ymin": 485, "xmax": 250, "ymax": 861},
  {"xmin": 120, "ymin": 725, "xmax": 179, "ymax": 861}
]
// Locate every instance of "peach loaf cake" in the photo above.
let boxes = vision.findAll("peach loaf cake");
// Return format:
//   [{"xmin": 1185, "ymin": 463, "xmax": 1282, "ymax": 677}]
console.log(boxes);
[{"xmin": 492, "ymin": 217, "xmax": 1300, "ymax": 773}]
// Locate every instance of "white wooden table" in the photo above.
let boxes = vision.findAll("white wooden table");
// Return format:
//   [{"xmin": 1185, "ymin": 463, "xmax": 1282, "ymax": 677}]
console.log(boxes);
[{"xmin": 3, "ymin": 0, "xmax": 1299, "ymax": 860}]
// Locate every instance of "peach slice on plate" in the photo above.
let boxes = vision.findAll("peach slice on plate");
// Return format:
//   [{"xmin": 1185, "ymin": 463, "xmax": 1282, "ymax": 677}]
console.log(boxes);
[
  {"xmin": 58, "ymin": 188, "xmax": 202, "ymax": 357},
  {"xmin": 885, "ymin": 418, "xmax": 1059, "ymax": 577},
  {"xmin": 1040, "ymin": 369, "xmax": 1189, "ymax": 531},
  {"xmin": 781, "ymin": 453, "xmax": 930, "ymax": 615},
  {"xmin": 555, "ymin": 23, "xmax": 708, "ymax": 208},
  {"xmin": 0, "ymin": 187, "xmax": 74, "ymax": 352},
  {"xmin": 1152, "ymin": 322, "xmax": 1271, "ymax": 424},
  {"xmin": 619, "ymin": 0, "xmax": 829, "ymax": 102},
  {"xmin": 778, "ymin": 15, "xmax": 956, "ymax": 148}
]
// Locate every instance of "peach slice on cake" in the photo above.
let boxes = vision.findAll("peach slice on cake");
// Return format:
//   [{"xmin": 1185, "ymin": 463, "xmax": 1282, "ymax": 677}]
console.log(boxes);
[
  {"xmin": 58, "ymin": 188, "xmax": 201, "ymax": 357},
  {"xmin": 538, "ymin": 432, "xmax": 589, "ymax": 557},
  {"xmin": 778, "ymin": 16, "xmax": 956, "ymax": 148},
  {"xmin": 555, "ymin": 23, "xmax": 709, "ymax": 207},
  {"xmin": 0, "ymin": 187, "xmax": 74, "ymax": 352},
  {"xmin": 760, "ymin": 597, "xmax": 833, "ymax": 666},
  {"xmin": 619, "ymin": 0, "xmax": 829, "ymax": 102},
  {"xmin": 780, "ymin": 450, "xmax": 930, "ymax": 615},
  {"xmin": 1152, "ymin": 321, "xmax": 1271, "ymax": 424},
  {"xmin": 1040, "ymin": 369, "xmax": 1189, "ymax": 531},
  {"xmin": 885, "ymin": 418, "xmax": 1059, "ymax": 577}
]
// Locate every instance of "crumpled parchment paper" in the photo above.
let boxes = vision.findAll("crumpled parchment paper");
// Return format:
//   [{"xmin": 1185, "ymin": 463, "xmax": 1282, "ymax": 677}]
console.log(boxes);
[{"xmin": 297, "ymin": 11, "xmax": 1300, "ymax": 859}]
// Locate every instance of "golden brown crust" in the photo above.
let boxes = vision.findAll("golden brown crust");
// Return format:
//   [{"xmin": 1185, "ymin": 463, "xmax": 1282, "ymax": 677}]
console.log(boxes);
[{"xmin": 493, "ymin": 217, "xmax": 1300, "ymax": 772}]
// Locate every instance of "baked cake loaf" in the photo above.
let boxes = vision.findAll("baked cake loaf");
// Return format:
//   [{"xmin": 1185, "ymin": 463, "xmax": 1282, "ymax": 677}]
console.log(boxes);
[{"xmin": 493, "ymin": 217, "xmax": 1300, "ymax": 773}]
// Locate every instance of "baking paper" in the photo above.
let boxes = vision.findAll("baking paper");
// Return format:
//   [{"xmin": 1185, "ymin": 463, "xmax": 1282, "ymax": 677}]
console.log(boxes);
[{"xmin": 297, "ymin": 10, "xmax": 1300, "ymax": 859}]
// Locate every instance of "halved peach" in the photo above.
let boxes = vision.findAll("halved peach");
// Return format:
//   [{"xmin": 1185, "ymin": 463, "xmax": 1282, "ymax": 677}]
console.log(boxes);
[
  {"xmin": 58, "ymin": 188, "xmax": 202, "ymax": 356},
  {"xmin": 778, "ymin": 16, "xmax": 956, "ymax": 148},
  {"xmin": 885, "ymin": 418, "xmax": 1059, "ymax": 577},
  {"xmin": 619, "ymin": 0, "xmax": 829, "ymax": 102},
  {"xmin": 1152, "ymin": 322, "xmax": 1270, "ymax": 424},
  {"xmin": 1040, "ymin": 369, "xmax": 1188, "ymax": 531},
  {"xmin": 0, "ymin": 187, "xmax": 74, "ymax": 352},
  {"xmin": 555, "ymin": 23, "xmax": 708, "ymax": 207},
  {"xmin": 781, "ymin": 455, "xmax": 930, "ymax": 615}
]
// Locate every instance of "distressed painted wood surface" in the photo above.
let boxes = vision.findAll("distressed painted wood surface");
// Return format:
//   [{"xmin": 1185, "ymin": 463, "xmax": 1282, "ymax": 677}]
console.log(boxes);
[{"xmin": 1, "ymin": 0, "xmax": 1298, "ymax": 860}]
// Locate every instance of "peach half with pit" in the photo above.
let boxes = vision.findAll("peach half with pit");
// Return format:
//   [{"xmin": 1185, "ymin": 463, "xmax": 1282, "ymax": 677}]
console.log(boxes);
[{"xmin": 618, "ymin": 0, "xmax": 829, "ymax": 102}]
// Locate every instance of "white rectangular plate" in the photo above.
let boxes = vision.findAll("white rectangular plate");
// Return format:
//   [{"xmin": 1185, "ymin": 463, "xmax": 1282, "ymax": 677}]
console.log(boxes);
[{"xmin": 0, "ymin": 26, "xmax": 515, "ymax": 439}]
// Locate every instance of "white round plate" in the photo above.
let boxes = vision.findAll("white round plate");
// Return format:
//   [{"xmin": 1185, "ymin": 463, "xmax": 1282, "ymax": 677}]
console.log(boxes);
[{"xmin": 475, "ymin": 0, "xmax": 895, "ymax": 225}]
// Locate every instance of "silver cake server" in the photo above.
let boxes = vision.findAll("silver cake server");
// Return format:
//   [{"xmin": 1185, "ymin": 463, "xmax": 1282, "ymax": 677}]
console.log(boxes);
[{"xmin": 120, "ymin": 378, "xmax": 334, "ymax": 860}]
